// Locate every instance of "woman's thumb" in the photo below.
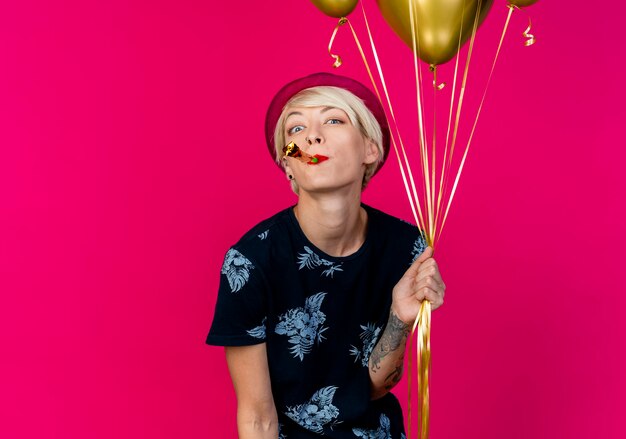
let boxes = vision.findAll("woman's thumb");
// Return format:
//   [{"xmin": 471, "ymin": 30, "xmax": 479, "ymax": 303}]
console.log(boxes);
[{"xmin": 406, "ymin": 246, "xmax": 433, "ymax": 275}]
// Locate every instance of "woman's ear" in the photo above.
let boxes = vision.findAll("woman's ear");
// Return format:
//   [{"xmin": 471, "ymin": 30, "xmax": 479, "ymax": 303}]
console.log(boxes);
[
  {"xmin": 363, "ymin": 139, "xmax": 380, "ymax": 165},
  {"xmin": 282, "ymin": 157, "xmax": 294, "ymax": 178}
]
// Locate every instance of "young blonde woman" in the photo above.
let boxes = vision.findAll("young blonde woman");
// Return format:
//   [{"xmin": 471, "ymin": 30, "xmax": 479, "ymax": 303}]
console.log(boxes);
[{"xmin": 207, "ymin": 72, "xmax": 446, "ymax": 438}]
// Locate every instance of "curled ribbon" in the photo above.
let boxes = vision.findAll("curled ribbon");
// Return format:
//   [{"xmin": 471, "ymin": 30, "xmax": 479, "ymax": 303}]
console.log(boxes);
[
  {"xmin": 523, "ymin": 20, "xmax": 535, "ymax": 46},
  {"xmin": 328, "ymin": 17, "xmax": 349, "ymax": 68},
  {"xmin": 508, "ymin": 4, "xmax": 536, "ymax": 46},
  {"xmin": 429, "ymin": 65, "xmax": 446, "ymax": 90}
]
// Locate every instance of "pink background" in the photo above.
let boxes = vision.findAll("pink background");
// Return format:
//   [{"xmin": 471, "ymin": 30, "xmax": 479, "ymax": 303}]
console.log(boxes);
[{"xmin": 1, "ymin": 1, "xmax": 625, "ymax": 437}]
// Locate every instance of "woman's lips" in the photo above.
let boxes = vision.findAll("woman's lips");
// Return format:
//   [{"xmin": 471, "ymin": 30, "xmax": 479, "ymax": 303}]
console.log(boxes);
[{"xmin": 307, "ymin": 154, "xmax": 329, "ymax": 165}]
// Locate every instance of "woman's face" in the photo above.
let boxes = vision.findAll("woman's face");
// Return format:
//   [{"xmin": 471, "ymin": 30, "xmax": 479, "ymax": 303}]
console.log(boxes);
[{"xmin": 282, "ymin": 105, "xmax": 379, "ymax": 194}]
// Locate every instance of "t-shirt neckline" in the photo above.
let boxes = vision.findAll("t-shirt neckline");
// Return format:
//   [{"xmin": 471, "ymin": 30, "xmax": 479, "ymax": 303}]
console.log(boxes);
[{"xmin": 287, "ymin": 202, "xmax": 374, "ymax": 263}]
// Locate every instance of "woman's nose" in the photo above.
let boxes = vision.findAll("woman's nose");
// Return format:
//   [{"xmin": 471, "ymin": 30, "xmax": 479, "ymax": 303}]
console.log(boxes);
[
  {"xmin": 305, "ymin": 136, "xmax": 321, "ymax": 145},
  {"xmin": 305, "ymin": 131, "xmax": 323, "ymax": 145}
]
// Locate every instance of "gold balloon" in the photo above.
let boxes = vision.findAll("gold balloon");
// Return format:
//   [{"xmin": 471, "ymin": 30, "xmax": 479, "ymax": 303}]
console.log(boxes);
[
  {"xmin": 310, "ymin": 0, "xmax": 359, "ymax": 18},
  {"xmin": 375, "ymin": 0, "xmax": 494, "ymax": 66},
  {"xmin": 508, "ymin": 0, "xmax": 539, "ymax": 6}
]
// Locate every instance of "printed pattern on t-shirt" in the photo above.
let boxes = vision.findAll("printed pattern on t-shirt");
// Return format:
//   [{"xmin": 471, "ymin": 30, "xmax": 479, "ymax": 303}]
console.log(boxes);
[{"xmin": 207, "ymin": 204, "xmax": 426, "ymax": 438}]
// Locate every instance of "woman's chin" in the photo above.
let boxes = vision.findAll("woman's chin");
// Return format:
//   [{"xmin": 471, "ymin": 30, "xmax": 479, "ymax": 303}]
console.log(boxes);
[{"xmin": 298, "ymin": 178, "xmax": 361, "ymax": 195}]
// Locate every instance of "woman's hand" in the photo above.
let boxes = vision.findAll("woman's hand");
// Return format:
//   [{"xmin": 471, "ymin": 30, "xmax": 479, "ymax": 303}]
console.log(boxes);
[
  {"xmin": 391, "ymin": 246, "xmax": 446, "ymax": 325},
  {"xmin": 369, "ymin": 246, "xmax": 445, "ymax": 398}
]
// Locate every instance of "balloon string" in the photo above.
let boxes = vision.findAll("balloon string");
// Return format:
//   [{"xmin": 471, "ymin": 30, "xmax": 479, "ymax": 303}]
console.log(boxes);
[
  {"xmin": 437, "ymin": 2, "xmax": 514, "ymax": 243},
  {"xmin": 434, "ymin": 4, "xmax": 465, "ymax": 236},
  {"xmin": 408, "ymin": 0, "xmax": 433, "ymax": 246},
  {"xmin": 410, "ymin": 299, "xmax": 431, "ymax": 439},
  {"xmin": 407, "ymin": 0, "xmax": 435, "ymax": 436},
  {"xmin": 430, "ymin": 65, "xmax": 438, "ymax": 249},
  {"xmin": 418, "ymin": 300, "xmax": 431, "ymax": 439},
  {"xmin": 342, "ymin": 16, "xmax": 427, "ymax": 241},
  {"xmin": 433, "ymin": 0, "xmax": 482, "ymax": 244},
  {"xmin": 409, "ymin": 0, "xmax": 429, "ymax": 230},
  {"xmin": 407, "ymin": 309, "xmax": 419, "ymax": 439},
  {"xmin": 328, "ymin": 17, "xmax": 348, "ymax": 68},
  {"xmin": 356, "ymin": 3, "xmax": 429, "ymax": 237},
  {"xmin": 359, "ymin": 3, "xmax": 426, "ymax": 234}
]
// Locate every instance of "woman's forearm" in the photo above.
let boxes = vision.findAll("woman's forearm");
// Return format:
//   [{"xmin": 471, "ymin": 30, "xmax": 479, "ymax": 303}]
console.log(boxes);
[
  {"xmin": 237, "ymin": 405, "xmax": 279, "ymax": 439},
  {"xmin": 226, "ymin": 344, "xmax": 278, "ymax": 438},
  {"xmin": 368, "ymin": 309, "xmax": 411, "ymax": 399}
]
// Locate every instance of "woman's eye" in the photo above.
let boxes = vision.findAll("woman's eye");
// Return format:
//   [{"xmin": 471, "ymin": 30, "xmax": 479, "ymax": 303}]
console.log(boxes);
[
  {"xmin": 287, "ymin": 125, "xmax": 304, "ymax": 135},
  {"xmin": 326, "ymin": 118, "xmax": 343, "ymax": 125}
]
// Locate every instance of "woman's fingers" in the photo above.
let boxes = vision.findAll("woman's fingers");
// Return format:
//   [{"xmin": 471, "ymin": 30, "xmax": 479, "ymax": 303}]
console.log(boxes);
[
  {"xmin": 414, "ymin": 277, "xmax": 445, "ymax": 310},
  {"xmin": 396, "ymin": 255, "xmax": 446, "ymax": 312},
  {"xmin": 415, "ymin": 261, "xmax": 445, "ymax": 295},
  {"xmin": 416, "ymin": 269, "xmax": 444, "ymax": 290},
  {"xmin": 415, "ymin": 259, "xmax": 439, "ymax": 278}
]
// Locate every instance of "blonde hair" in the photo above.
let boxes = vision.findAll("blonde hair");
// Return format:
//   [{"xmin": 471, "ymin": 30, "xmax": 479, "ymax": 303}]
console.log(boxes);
[{"xmin": 273, "ymin": 86, "xmax": 384, "ymax": 194}]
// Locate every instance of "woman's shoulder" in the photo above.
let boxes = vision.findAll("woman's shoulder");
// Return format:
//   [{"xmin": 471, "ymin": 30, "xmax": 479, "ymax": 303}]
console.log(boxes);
[
  {"xmin": 225, "ymin": 206, "xmax": 293, "ymax": 265},
  {"xmin": 364, "ymin": 203, "xmax": 428, "ymax": 263},
  {"xmin": 364, "ymin": 203, "xmax": 423, "ymax": 237}
]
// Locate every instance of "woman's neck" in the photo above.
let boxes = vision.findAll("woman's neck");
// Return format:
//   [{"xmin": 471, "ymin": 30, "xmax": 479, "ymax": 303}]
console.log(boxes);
[{"xmin": 294, "ymin": 190, "xmax": 367, "ymax": 258}]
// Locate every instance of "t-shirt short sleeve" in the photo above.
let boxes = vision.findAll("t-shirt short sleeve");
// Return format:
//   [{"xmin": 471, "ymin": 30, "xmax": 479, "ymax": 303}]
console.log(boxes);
[
  {"xmin": 408, "ymin": 228, "xmax": 428, "ymax": 264},
  {"xmin": 206, "ymin": 246, "xmax": 269, "ymax": 346}
]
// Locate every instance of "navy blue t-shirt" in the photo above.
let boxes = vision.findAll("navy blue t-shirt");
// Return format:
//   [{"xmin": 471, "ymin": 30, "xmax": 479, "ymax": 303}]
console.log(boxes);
[{"xmin": 207, "ymin": 203, "xmax": 426, "ymax": 438}]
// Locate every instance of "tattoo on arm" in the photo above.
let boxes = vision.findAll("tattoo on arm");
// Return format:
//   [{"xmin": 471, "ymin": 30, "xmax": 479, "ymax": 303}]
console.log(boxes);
[
  {"xmin": 370, "ymin": 310, "xmax": 411, "ymax": 373},
  {"xmin": 384, "ymin": 363, "xmax": 404, "ymax": 390}
]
